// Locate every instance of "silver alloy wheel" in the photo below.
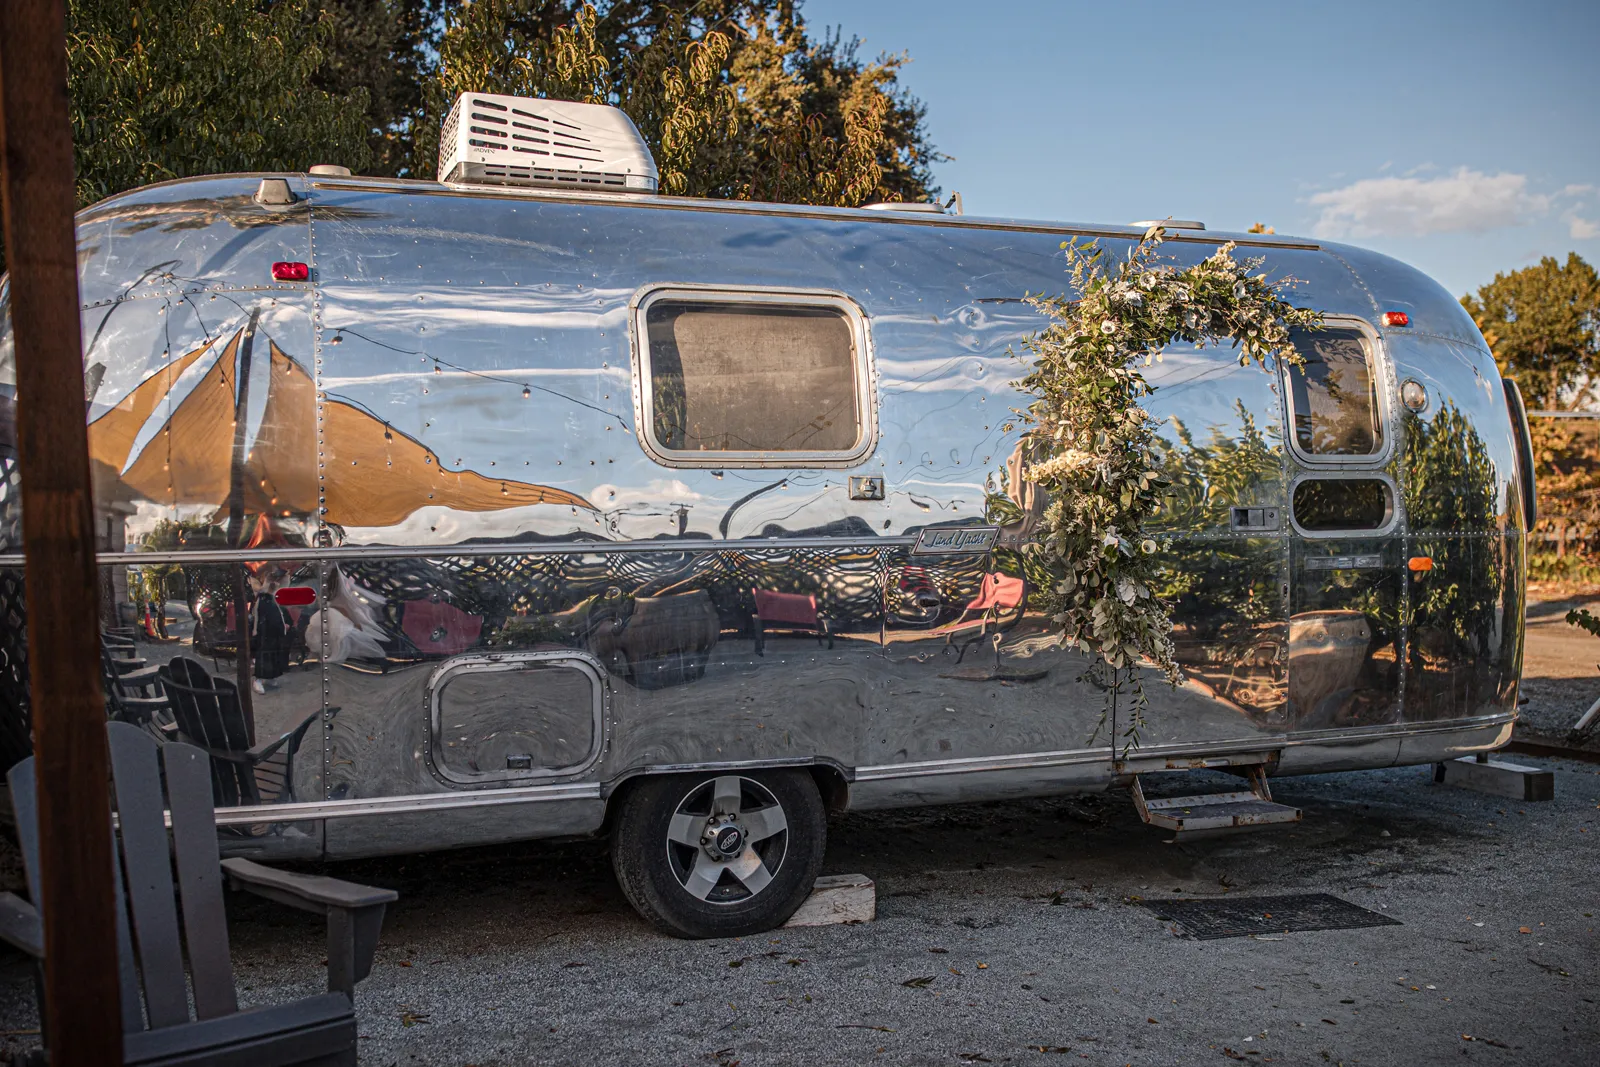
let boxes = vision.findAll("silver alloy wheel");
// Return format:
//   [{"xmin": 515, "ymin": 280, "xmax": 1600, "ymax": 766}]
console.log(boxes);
[{"xmin": 665, "ymin": 775, "xmax": 789, "ymax": 904}]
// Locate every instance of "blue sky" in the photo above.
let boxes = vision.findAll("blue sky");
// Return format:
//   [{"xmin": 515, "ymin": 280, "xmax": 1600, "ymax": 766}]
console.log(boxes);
[{"xmin": 801, "ymin": 0, "xmax": 1599, "ymax": 299}]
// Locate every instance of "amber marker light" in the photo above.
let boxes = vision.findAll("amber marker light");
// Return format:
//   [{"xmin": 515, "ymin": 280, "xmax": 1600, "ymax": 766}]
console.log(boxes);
[
  {"xmin": 271, "ymin": 261, "xmax": 310, "ymax": 281},
  {"xmin": 1382, "ymin": 310, "xmax": 1410, "ymax": 327},
  {"xmin": 1408, "ymin": 556, "xmax": 1434, "ymax": 573}
]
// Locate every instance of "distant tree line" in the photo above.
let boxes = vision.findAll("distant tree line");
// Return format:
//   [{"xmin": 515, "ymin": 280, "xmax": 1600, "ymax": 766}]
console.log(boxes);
[{"xmin": 1463, "ymin": 252, "xmax": 1600, "ymax": 576}]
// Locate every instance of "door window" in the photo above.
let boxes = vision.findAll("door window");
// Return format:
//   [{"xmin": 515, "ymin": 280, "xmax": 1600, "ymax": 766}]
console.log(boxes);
[
  {"xmin": 1293, "ymin": 477, "xmax": 1392, "ymax": 533},
  {"xmin": 1286, "ymin": 327, "xmax": 1384, "ymax": 458}
]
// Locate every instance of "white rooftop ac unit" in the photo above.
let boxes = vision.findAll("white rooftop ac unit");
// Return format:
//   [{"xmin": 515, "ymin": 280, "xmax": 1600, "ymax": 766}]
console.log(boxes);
[{"xmin": 436, "ymin": 93, "xmax": 660, "ymax": 194}]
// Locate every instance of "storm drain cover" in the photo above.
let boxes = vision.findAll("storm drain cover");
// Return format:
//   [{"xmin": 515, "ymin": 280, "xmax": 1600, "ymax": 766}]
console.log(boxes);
[{"xmin": 1140, "ymin": 893, "xmax": 1401, "ymax": 940}]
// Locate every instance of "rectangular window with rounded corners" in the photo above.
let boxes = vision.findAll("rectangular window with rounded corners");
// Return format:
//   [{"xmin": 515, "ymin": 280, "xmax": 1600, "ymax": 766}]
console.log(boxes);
[
  {"xmin": 1285, "ymin": 325, "xmax": 1385, "ymax": 459},
  {"xmin": 1292, "ymin": 477, "xmax": 1394, "ymax": 534},
  {"xmin": 633, "ymin": 288, "xmax": 874, "ymax": 467}
]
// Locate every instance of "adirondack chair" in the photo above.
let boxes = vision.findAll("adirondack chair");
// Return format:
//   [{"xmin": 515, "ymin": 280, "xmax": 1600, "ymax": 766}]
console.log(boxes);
[
  {"xmin": 0, "ymin": 721, "xmax": 396, "ymax": 1066},
  {"xmin": 157, "ymin": 656, "xmax": 323, "ymax": 808}
]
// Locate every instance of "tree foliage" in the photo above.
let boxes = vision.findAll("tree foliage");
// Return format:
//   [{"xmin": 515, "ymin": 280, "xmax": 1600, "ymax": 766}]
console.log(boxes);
[
  {"xmin": 66, "ymin": 0, "xmax": 373, "ymax": 207},
  {"xmin": 1010, "ymin": 228, "xmax": 1320, "ymax": 746},
  {"xmin": 1462, "ymin": 253, "xmax": 1600, "ymax": 572},
  {"xmin": 1462, "ymin": 252, "xmax": 1600, "ymax": 410},
  {"xmin": 415, "ymin": 1, "xmax": 926, "ymax": 206}
]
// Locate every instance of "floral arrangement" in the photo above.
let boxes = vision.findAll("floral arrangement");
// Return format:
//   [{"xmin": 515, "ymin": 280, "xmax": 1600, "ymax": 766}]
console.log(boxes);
[{"xmin": 1011, "ymin": 225, "xmax": 1322, "ymax": 748}]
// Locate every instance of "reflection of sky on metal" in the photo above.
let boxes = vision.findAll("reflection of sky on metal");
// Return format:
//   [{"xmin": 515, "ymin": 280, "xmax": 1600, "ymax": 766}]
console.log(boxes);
[{"xmin": 29, "ymin": 174, "xmax": 1522, "ymax": 554}]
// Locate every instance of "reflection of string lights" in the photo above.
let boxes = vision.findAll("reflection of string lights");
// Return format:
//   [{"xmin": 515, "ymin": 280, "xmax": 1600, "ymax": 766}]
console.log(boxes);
[{"xmin": 323, "ymin": 324, "xmax": 630, "ymax": 429}]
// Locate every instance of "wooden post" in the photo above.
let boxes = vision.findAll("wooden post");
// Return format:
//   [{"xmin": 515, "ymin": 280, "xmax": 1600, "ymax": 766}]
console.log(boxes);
[{"xmin": 0, "ymin": 1, "xmax": 126, "ymax": 1064}]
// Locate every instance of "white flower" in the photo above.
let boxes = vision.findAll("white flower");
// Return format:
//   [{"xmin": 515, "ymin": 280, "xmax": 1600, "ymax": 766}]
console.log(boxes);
[
  {"xmin": 1142, "ymin": 539, "xmax": 1158, "ymax": 554},
  {"xmin": 1100, "ymin": 320, "xmax": 1116, "ymax": 335}
]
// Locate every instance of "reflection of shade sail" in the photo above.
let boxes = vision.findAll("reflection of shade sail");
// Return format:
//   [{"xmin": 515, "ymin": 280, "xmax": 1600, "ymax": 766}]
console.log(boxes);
[{"xmin": 88, "ymin": 328, "xmax": 593, "ymax": 526}]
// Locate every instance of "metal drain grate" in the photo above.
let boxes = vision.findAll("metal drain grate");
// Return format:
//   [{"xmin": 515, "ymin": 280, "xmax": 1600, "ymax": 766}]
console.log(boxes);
[{"xmin": 1140, "ymin": 893, "xmax": 1401, "ymax": 940}]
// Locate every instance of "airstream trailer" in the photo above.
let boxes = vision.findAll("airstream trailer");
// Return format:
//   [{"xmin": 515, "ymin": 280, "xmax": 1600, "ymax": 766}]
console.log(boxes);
[{"xmin": 0, "ymin": 97, "xmax": 1534, "ymax": 938}]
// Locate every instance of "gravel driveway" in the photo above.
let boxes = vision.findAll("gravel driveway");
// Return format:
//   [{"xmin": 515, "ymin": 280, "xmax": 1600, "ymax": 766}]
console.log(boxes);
[{"xmin": 1, "ymin": 612, "xmax": 1596, "ymax": 1066}]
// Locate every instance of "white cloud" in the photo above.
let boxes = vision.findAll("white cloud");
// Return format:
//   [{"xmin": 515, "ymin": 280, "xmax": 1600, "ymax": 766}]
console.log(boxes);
[
  {"xmin": 1309, "ymin": 167, "xmax": 1550, "ymax": 238},
  {"xmin": 1570, "ymin": 214, "xmax": 1600, "ymax": 240}
]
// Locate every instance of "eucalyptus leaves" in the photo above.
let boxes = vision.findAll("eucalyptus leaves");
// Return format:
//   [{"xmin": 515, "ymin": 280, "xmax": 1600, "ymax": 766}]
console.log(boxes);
[{"xmin": 1012, "ymin": 226, "xmax": 1321, "ymax": 747}]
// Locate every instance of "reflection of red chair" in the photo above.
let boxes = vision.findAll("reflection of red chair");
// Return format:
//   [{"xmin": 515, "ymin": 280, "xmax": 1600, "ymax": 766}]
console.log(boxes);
[
  {"xmin": 752, "ymin": 588, "xmax": 832, "ymax": 655},
  {"xmin": 943, "ymin": 573, "xmax": 1029, "ymax": 663},
  {"xmin": 401, "ymin": 598, "xmax": 484, "ymax": 657}
]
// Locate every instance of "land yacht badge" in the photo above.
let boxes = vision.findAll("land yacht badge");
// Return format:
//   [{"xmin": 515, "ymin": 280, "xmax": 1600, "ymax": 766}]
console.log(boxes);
[{"xmin": 910, "ymin": 525, "xmax": 1000, "ymax": 555}]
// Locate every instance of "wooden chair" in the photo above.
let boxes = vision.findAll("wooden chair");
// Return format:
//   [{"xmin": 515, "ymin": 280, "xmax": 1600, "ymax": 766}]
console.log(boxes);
[
  {"xmin": 157, "ymin": 657, "xmax": 326, "ymax": 808},
  {"xmin": 101, "ymin": 644, "xmax": 169, "ymax": 728},
  {"xmin": 751, "ymin": 588, "xmax": 833, "ymax": 655},
  {"xmin": 0, "ymin": 721, "xmax": 396, "ymax": 1066},
  {"xmin": 940, "ymin": 572, "xmax": 1030, "ymax": 664}
]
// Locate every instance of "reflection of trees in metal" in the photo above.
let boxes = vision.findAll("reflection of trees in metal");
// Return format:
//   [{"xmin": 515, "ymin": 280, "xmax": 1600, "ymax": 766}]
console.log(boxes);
[
  {"xmin": 1152, "ymin": 409, "xmax": 1286, "ymax": 721},
  {"xmin": 1156, "ymin": 404, "xmax": 1281, "ymax": 532},
  {"xmin": 1403, "ymin": 401, "xmax": 1506, "ymax": 718}
]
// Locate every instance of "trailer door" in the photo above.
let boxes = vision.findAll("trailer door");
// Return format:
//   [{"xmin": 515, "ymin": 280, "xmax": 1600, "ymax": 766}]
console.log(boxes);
[{"xmin": 1282, "ymin": 326, "xmax": 1405, "ymax": 733}]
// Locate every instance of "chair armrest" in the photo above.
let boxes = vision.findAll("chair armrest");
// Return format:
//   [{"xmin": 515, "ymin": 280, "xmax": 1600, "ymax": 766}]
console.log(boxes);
[
  {"xmin": 221, "ymin": 858, "xmax": 397, "ymax": 910},
  {"xmin": 0, "ymin": 892, "xmax": 42, "ymax": 959},
  {"xmin": 222, "ymin": 859, "xmax": 396, "ymax": 999}
]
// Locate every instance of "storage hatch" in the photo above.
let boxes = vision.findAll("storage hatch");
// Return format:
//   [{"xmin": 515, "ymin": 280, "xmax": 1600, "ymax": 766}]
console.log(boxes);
[{"xmin": 428, "ymin": 652, "xmax": 605, "ymax": 784}]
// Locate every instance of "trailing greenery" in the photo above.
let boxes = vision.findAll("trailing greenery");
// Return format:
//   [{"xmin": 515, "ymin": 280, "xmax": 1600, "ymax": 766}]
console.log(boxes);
[{"xmin": 1011, "ymin": 226, "xmax": 1321, "ymax": 747}]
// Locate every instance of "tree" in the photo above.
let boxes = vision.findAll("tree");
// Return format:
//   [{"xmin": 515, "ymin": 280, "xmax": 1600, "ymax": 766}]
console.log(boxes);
[
  {"xmin": 1463, "ymin": 253, "xmax": 1600, "ymax": 569},
  {"xmin": 409, "ymin": 1, "xmax": 938, "ymax": 205},
  {"xmin": 66, "ymin": 0, "xmax": 372, "ymax": 205},
  {"xmin": 1462, "ymin": 253, "xmax": 1600, "ymax": 410}
]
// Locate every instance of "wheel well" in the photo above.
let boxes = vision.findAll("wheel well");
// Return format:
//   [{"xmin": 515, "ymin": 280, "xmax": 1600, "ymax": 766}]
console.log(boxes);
[{"xmin": 599, "ymin": 763, "xmax": 850, "ymax": 838}]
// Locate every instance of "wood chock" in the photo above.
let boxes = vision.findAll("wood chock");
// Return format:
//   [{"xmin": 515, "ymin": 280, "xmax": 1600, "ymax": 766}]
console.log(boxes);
[
  {"xmin": 783, "ymin": 874, "xmax": 876, "ymax": 927},
  {"xmin": 1434, "ymin": 753, "xmax": 1554, "ymax": 802}
]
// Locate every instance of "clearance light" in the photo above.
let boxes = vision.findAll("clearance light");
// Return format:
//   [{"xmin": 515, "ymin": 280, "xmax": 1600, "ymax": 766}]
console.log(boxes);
[
  {"xmin": 1407, "ymin": 556, "xmax": 1434, "ymax": 573},
  {"xmin": 271, "ymin": 261, "xmax": 309, "ymax": 281},
  {"xmin": 1382, "ymin": 311, "xmax": 1410, "ymax": 327},
  {"xmin": 275, "ymin": 586, "xmax": 317, "ymax": 606}
]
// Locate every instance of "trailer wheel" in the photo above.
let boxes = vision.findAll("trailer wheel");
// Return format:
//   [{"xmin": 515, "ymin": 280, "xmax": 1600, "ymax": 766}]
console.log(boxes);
[{"xmin": 612, "ymin": 770, "xmax": 825, "ymax": 939}]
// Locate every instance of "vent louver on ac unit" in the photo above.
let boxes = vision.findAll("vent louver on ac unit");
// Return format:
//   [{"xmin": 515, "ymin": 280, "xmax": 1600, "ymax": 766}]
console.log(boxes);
[{"xmin": 436, "ymin": 93, "xmax": 660, "ymax": 194}]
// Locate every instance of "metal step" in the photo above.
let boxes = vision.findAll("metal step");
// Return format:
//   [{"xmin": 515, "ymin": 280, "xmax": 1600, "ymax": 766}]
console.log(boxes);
[{"xmin": 1132, "ymin": 766, "xmax": 1301, "ymax": 840}]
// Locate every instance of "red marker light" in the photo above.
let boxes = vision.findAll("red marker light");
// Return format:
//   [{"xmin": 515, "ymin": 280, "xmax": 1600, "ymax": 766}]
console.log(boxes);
[
  {"xmin": 271, "ymin": 261, "xmax": 309, "ymax": 281},
  {"xmin": 275, "ymin": 586, "xmax": 317, "ymax": 607},
  {"xmin": 1381, "ymin": 311, "xmax": 1410, "ymax": 328}
]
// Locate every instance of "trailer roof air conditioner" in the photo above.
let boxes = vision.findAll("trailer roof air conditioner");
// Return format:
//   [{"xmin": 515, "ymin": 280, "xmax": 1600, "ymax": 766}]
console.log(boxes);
[{"xmin": 437, "ymin": 93, "xmax": 660, "ymax": 194}]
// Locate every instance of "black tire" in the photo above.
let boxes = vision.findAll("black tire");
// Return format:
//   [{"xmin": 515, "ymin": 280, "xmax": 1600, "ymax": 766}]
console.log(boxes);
[{"xmin": 611, "ymin": 769, "xmax": 825, "ymax": 939}]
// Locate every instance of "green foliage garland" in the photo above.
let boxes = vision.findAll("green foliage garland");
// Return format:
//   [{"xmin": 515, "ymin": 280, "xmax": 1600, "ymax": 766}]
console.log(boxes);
[{"xmin": 1012, "ymin": 226, "xmax": 1321, "ymax": 746}]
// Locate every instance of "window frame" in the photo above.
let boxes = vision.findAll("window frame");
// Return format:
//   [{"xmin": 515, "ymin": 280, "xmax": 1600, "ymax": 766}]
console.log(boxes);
[
  {"xmin": 1279, "ymin": 315, "xmax": 1393, "ymax": 468},
  {"xmin": 628, "ymin": 283, "xmax": 878, "ymax": 469},
  {"xmin": 1288, "ymin": 471, "xmax": 1399, "ymax": 539}
]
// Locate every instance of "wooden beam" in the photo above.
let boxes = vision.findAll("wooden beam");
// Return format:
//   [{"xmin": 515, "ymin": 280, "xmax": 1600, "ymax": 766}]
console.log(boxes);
[{"xmin": 0, "ymin": 0, "xmax": 126, "ymax": 1063}]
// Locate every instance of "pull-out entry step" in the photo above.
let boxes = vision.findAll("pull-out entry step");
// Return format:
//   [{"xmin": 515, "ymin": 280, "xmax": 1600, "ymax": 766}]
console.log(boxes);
[{"xmin": 1132, "ymin": 765, "xmax": 1302, "ymax": 840}]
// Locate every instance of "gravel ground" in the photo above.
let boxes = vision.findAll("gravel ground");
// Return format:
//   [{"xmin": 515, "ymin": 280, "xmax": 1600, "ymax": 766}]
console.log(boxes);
[
  {"xmin": 2, "ymin": 759, "xmax": 1595, "ymax": 1067},
  {"xmin": 1, "ymin": 612, "xmax": 1597, "ymax": 1066},
  {"xmin": 1517, "ymin": 596, "xmax": 1600, "ymax": 746}
]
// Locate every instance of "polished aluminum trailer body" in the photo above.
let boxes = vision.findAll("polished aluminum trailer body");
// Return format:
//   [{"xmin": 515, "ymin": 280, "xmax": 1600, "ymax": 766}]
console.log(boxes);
[{"xmin": 0, "ymin": 173, "xmax": 1527, "ymax": 861}]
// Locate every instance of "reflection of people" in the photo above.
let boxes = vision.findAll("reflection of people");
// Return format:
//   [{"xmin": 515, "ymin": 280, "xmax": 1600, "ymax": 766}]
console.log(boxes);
[{"xmin": 250, "ymin": 570, "xmax": 292, "ymax": 694}]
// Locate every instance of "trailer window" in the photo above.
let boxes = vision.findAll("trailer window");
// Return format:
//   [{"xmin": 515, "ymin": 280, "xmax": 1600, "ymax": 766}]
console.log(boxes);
[
  {"xmin": 1293, "ymin": 477, "xmax": 1392, "ymax": 532},
  {"xmin": 1286, "ymin": 327, "xmax": 1383, "ymax": 457},
  {"xmin": 639, "ymin": 294, "xmax": 867, "ymax": 463}
]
